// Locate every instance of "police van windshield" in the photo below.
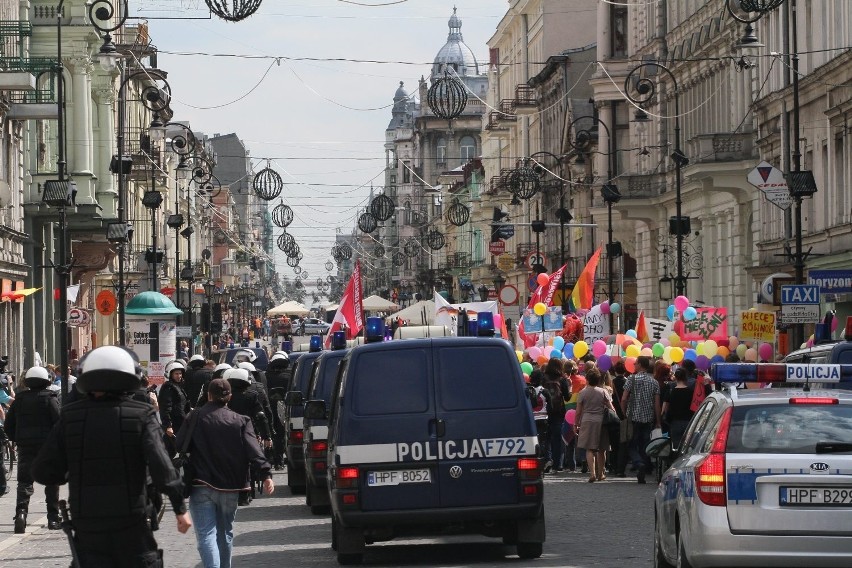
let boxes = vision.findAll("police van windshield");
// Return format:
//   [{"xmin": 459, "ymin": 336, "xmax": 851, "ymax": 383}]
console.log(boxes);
[{"xmin": 727, "ymin": 404, "xmax": 852, "ymax": 454}]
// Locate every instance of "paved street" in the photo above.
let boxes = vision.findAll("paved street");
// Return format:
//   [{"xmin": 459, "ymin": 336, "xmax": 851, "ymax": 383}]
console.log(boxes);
[{"xmin": 0, "ymin": 467, "xmax": 654, "ymax": 567}]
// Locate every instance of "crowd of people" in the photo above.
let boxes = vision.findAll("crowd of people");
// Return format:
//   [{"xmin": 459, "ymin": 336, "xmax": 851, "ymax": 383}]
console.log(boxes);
[{"xmin": 524, "ymin": 353, "xmax": 713, "ymax": 484}]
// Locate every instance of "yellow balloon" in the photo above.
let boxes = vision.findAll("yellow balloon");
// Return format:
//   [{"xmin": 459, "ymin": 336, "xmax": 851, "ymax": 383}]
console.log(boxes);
[
  {"xmin": 533, "ymin": 302, "xmax": 547, "ymax": 316},
  {"xmin": 574, "ymin": 340, "xmax": 589, "ymax": 358},
  {"xmin": 625, "ymin": 344, "xmax": 640, "ymax": 358},
  {"xmin": 703, "ymin": 339, "xmax": 718, "ymax": 358},
  {"xmin": 662, "ymin": 346, "xmax": 674, "ymax": 365},
  {"xmin": 668, "ymin": 333, "xmax": 681, "ymax": 347},
  {"xmin": 516, "ymin": 350, "xmax": 524, "ymax": 363},
  {"xmin": 695, "ymin": 343, "xmax": 705, "ymax": 356},
  {"xmin": 671, "ymin": 347, "xmax": 685, "ymax": 363}
]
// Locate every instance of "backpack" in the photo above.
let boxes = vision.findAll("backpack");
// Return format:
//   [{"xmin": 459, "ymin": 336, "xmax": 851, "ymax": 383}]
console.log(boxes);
[
  {"xmin": 526, "ymin": 385, "xmax": 548, "ymax": 422},
  {"xmin": 543, "ymin": 380, "xmax": 565, "ymax": 420}
]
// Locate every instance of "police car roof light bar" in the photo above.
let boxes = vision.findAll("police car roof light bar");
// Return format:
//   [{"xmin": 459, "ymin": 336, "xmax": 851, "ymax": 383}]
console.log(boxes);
[{"xmin": 711, "ymin": 363, "xmax": 852, "ymax": 392}]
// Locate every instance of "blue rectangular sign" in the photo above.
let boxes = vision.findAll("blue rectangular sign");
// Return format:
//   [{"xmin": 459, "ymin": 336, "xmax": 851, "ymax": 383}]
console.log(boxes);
[
  {"xmin": 808, "ymin": 270, "xmax": 852, "ymax": 294},
  {"xmin": 780, "ymin": 285, "xmax": 820, "ymax": 305}
]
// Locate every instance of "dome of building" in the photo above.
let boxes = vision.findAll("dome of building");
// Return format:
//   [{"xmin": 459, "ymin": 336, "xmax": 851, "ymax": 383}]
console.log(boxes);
[
  {"xmin": 394, "ymin": 81, "xmax": 408, "ymax": 101},
  {"xmin": 432, "ymin": 8, "xmax": 479, "ymax": 79}
]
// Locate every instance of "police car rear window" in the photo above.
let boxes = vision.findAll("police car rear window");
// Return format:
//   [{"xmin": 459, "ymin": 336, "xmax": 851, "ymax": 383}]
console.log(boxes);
[
  {"xmin": 727, "ymin": 404, "xmax": 852, "ymax": 454},
  {"xmin": 436, "ymin": 346, "xmax": 519, "ymax": 411},
  {"xmin": 353, "ymin": 349, "xmax": 429, "ymax": 415}
]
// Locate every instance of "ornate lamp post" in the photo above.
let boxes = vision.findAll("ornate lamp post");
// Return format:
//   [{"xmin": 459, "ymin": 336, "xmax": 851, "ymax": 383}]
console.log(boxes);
[{"xmin": 625, "ymin": 62, "xmax": 690, "ymax": 297}]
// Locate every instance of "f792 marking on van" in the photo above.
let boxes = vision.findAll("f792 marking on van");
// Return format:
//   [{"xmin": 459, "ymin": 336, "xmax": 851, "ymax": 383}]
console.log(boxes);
[{"xmin": 396, "ymin": 437, "xmax": 538, "ymax": 462}]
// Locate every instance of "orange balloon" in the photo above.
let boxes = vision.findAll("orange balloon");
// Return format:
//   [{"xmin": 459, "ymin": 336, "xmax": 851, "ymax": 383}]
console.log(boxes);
[
  {"xmin": 625, "ymin": 357, "xmax": 637, "ymax": 373},
  {"xmin": 717, "ymin": 346, "xmax": 730, "ymax": 358},
  {"xmin": 537, "ymin": 355, "xmax": 548, "ymax": 366},
  {"xmin": 536, "ymin": 273, "xmax": 550, "ymax": 287}
]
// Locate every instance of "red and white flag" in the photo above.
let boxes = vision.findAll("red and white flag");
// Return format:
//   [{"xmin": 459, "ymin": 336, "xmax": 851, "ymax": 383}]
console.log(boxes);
[
  {"xmin": 325, "ymin": 260, "xmax": 364, "ymax": 347},
  {"xmin": 516, "ymin": 264, "xmax": 568, "ymax": 348}
]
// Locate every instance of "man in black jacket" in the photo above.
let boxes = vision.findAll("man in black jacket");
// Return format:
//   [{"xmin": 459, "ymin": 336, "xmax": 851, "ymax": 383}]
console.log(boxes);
[
  {"xmin": 32, "ymin": 346, "xmax": 191, "ymax": 567},
  {"xmin": 159, "ymin": 360, "xmax": 191, "ymax": 457},
  {"xmin": 5, "ymin": 366, "xmax": 61, "ymax": 532},
  {"xmin": 177, "ymin": 378, "xmax": 273, "ymax": 567},
  {"xmin": 183, "ymin": 355, "xmax": 211, "ymax": 409}
]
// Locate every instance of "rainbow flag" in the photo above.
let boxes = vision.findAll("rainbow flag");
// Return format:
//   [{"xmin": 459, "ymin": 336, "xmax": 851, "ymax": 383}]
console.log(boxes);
[
  {"xmin": 635, "ymin": 310, "xmax": 650, "ymax": 343},
  {"xmin": 569, "ymin": 246, "xmax": 602, "ymax": 312}
]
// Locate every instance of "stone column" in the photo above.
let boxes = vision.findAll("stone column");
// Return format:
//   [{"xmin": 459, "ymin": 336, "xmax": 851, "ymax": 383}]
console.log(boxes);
[{"xmin": 68, "ymin": 56, "xmax": 94, "ymax": 176}]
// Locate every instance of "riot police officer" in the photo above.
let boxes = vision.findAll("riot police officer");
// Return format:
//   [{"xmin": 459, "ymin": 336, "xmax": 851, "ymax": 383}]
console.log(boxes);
[
  {"xmin": 265, "ymin": 352, "xmax": 290, "ymax": 469},
  {"xmin": 4, "ymin": 366, "xmax": 61, "ymax": 533},
  {"xmin": 31, "ymin": 346, "xmax": 191, "ymax": 567},
  {"xmin": 183, "ymin": 354, "xmax": 211, "ymax": 408},
  {"xmin": 224, "ymin": 367, "xmax": 271, "ymax": 504},
  {"xmin": 159, "ymin": 360, "xmax": 190, "ymax": 457}
]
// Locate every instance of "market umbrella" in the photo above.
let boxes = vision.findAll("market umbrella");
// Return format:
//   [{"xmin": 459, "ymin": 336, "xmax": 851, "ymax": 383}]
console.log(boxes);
[{"xmin": 362, "ymin": 294, "xmax": 399, "ymax": 312}]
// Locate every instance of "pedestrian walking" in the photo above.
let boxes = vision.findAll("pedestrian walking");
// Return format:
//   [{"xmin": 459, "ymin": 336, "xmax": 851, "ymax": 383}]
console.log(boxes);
[
  {"xmin": 31, "ymin": 346, "xmax": 191, "ymax": 567},
  {"xmin": 177, "ymin": 378, "xmax": 274, "ymax": 568},
  {"xmin": 159, "ymin": 360, "xmax": 191, "ymax": 457},
  {"xmin": 662, "ymin": 368, "xmax": 695, "ymax": 448},
  {"xmin": 574, "ymin": 368, "xmax": 616, "ymax": 482},
  {"xmin": 620, "ymin": 356, "xmax": 661, "ymax": 484},
  {"xmin": 4, "ymin": 366, "xmax": 61, "ymax": 532}
]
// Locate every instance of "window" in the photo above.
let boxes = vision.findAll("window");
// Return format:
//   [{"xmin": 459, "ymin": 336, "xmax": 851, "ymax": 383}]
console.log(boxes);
[
  {"xmin": 402, "ymin": 161, "xmax": 411, "ymax": 183},
  {"xmin": 728, "ymin": 404, "xmax": 852, "ymax": 454},
  {"xmin": 353, "ymin": 350, "xmax": 429, "ymax": 415},
  {"xmin": 437, "ymin": 138, "xmax": 447, "ymax": 165},
  {"xmin": 437, "ymin": 347, "xmax": 518, "ymax": 411},
  {"xmin": 611, "ymin": 2, "xmax": 628, "ymax": 58},
  {"xmin": 460, "ymin": 136, "xmax": 476, "ymax": 162},
  {"xmin": 679, "ymin": 399, "xmax": 717, "ymax": 454}
]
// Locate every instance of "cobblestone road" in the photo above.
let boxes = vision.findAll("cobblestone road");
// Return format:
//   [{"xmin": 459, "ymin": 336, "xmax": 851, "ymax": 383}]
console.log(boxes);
[{"xmin": 0, "ymin": 466, "xmax": 654, "ymax": 567}]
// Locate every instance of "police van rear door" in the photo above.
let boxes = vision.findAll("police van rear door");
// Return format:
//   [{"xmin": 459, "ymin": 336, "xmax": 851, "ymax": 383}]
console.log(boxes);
[
  {"xmin": 432, "ymin": 339, "xmax": 537, "ymax": 507},
  {"xmin": 344, "ymin": 342, "xmax": 441, "ymax": 511}
]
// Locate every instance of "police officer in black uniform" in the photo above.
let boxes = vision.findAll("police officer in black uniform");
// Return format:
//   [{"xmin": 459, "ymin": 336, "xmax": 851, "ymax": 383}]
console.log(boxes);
[
  {"xmin": 183, "ymin": 354, "xmax": 211, "ymax": 409},
  {"xmin": 5, "ymin": 366, "xmax": 61, "ymax": 533},
  {"xmin": 158, "ymin": 360, "xmax": 191, "ymax": 457},
  {"xmin": 32, "ymin": 346, "xmax": 191, "ymax": 567},
  {"xmin": 265, "ymin": 352, "xmax": 290, "ymax": 470}
]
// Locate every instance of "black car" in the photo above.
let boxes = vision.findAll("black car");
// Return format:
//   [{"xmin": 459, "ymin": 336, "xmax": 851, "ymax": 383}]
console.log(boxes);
[{"xmin": 283, "ymin": 351, "xmax": 324, "ymax": 494}]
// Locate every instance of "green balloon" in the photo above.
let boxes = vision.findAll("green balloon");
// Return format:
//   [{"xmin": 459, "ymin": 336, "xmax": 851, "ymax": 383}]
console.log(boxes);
[
  {"xmin": 520, "ymin": 362, "xmax": 533, "ymax": 375},
  {"xmin": 652, "ymin": 343, "xmax": 665, "ymax": 357}
]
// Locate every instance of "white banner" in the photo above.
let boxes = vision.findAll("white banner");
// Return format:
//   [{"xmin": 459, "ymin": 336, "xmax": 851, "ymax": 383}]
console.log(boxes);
[
  {"xmin": 583, "ymin": 305, "xmax": 610, "ymax": 344},
  {"xmin": 646, "ymin": 317, "xmax": 674, "ymax": 343}
]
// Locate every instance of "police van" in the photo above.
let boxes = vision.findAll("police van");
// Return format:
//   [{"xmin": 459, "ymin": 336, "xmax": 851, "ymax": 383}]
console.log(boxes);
[
  {"xmin": 306, "ymin": 337, "xmax": 544, "ymax": 565},
  {"xmin": 783, "ymin": 317, "xmax": 852, "ymax": 376},
  {"xmin": 303, "ymin": 348, "xmax": 349, "ymax": 514},
  {"xmin": 283, "ymin": 350, "xmax": 324, "ymax": 494}
]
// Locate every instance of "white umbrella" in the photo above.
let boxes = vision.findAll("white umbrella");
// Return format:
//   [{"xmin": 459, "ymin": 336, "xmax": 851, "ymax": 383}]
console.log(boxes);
[
  {"xmin": 362, "ymin": 294, "xmax": 399, "ymax": 312},
  {"xmin": 267, "ymin": 300, "xmax": 310, "ymax": 317}
]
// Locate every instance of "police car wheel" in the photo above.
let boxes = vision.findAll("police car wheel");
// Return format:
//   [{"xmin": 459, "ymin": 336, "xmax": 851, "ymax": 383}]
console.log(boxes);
[
  {"xmin": 676, "ymin": 529, "xmax": 693, "ymax": 568},
  {"xmin": 654, "ymin": 512, "xmax": 674, "ymax": 568},
  {"xmin": 336, "ymin": 553, "xmax": 363, "ymax": 565},
  {"xmin": 516, "ymin": 542, "xmax": 542, "ymax": 559}
]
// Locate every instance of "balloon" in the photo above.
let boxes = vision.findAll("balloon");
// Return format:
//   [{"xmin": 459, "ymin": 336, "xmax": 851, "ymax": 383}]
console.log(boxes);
[
  {"xmin": 626, "ymin": 329, "xmax": 637, "ymax": 338},
  {"xmin": 703, "ymin": 340, "xmax": 718, "ymax": 358},
  {"xmin": 684, "ymin": 348, "xmax": 697, "ymax": 362},
  {"xmin": 666, "ymin": 304, "xmax": 676, "ymax": 321},
  {"xmin": 663, "ymin": 346, "xmax": 674, "ymax": 365},
  {"xmin": 521, "ymin": 362, "xmax": 533, "ymax": 375},
  {"xmin": 736, "ymin": 344, "xmax": 747, "ymax": 359},
  {"xmin": 625, "ymin": 344, "xmax": 640, "ymax": 358},
  {"xmin": 574, "ymin": 340, "xmax": 589, "ymax": 359},
  {"xmin": 622, "ymin": 339, "xmax": 635, "ymax": 352},
  {"xmin": 515, "ymin": 350, "xmax": 524, "ymax": 363},
  {"xmin": 533, "ymin": 302, "xmax": 547, "ymax": 316},
  {"xmin": 592, "ymin": 340, "xmax": 607, "ymax": 357},
  {"xmin": 728, "ymin": 336, "xmax": 739, "ymax": 349},
  {"xmin": 494, "ymin": 313, "xmax": 504, "ymax": 331},
  {"xmin": 660, "ymin": 338, "xmax": 670, "ymax": 347},
  {"xmin": 565, "ymin": 409, "xmax": 577, "ymax": 425},
  {"xmin": 536, "ymin": 273, "xmax": 550, "ymax": 287},
  {"xmin": 683, "ymin": 307, "xmax": 698, "ymax": 321},
  {"xmin": 552, "ymin": 336, "xmax": 565, "ymax": 352},
  {"xmin": 671, "ymin": 347, "xmax": 684, "ymax": 363},
  {"xmin": 537, "ymin": 355, "xmax": 549, "ymax": 366},
  {"xmin": 695, "ymin": 355, "xmax": 710, "ymax": 371},
  {"xmin": 717, "ymin": 346, "xmax": 730, "ymax": 358},
  {"xmin": 610, "ymin": 302, "xmax": 621, "ymax": 314},
  {"xmin": 625, "ymin": 357, "xmax": 637, "ymax": 373},
  {"xmin": 668, "ymin": 333, "xmax": 681, "ymax": 347},
  {"xmin": 523, "ymin": 373, "xmax": 530, "ymax": 383},
  {"xmin": 553, "ymin": 350, "xmax": 564, "ymax": 359},
  {"xmin": 831, "ymin": 316, "xmax": 840, "ymax": 332},
  {"xmin": 695, "ymin": 343, "xmax": 705, "ymax": 356},
  {"xmin": 600, "ymin": 301, "xmax": 611, "ymax": 314},
  {"xmin": 710, "ymin": 354, "xmax": 725, "ymax": 365},
  {"xmin": 598, "ymin": 355, "xmax": 612, "ymax": 371},
  {"xmin": 563, "ymin": 342, "xmax": 575, "ymax": 358},
  {"xmin": 652, "ymin": 343, "xmax": 665, "ymax": 357},
  {"xmin": 640, "ymin": 347, "xmax": 653, "ymax": 357},
  {"xmin": 674, "ymin": 295, "xmax": 690, "ymax": 312},
  {"xmin": 744, "ymin": 348, "xmax": 758, "ymax": 362},
  {"xmin": 544, "ymin": 346, "xmax": 554, "ymax": 358},
  {"xmin": 758, "ymin": 343, "xmax": 773, "ymax": 361},
  {"xmin": 528, "ymin": 346, "xmax": 542, "ymax": 360}
]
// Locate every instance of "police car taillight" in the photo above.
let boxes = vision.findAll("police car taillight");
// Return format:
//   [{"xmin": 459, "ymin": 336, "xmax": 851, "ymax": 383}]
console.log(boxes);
[
  {"xmin": 845, "ymin": 316, "xmax": 852, "ymax": 342},
  {"xmin": 695, "ymin": 407, "xmax": 732, "ymax": 507},
  {"xmin": 336, "ymin": 466, "xmax": 359, "ymax": 489},
  {"xmin": 289, "ymin": 430, "xmax": 303, "ymax": 444},
  {"xmin": 789, "ymin": 397, "xmax": 839, "ymax": 405}
]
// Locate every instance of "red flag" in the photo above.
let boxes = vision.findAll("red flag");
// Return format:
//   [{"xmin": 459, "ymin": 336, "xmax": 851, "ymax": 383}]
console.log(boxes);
[
  {"xmin": 635, "ymin": 310, "xmax": 650, "ymax": 343},
  {"xmin": 516, "ymin": 264, "xmax": 568, "ymax": 348},
  {"xmin": 325, "ymin": 260, "xmax": 364, "ymax": 347}
]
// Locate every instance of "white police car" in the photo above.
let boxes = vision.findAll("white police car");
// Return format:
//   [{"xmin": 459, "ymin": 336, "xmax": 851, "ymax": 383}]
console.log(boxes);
[{"xmin": 654, "ymin": 363, "xmax": 852, "ymax": 568}]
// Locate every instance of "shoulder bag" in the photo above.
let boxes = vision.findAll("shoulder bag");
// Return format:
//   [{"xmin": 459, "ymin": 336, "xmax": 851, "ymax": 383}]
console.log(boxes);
[{"xmin": 171, "ymin": 410, "xmax": 200, "ymax": 498}]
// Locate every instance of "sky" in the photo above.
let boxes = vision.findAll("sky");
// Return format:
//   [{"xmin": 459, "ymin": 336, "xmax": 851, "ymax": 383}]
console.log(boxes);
[{"xmin": 132, "ymin": 0, "xmax": 503, "ymax": 293}]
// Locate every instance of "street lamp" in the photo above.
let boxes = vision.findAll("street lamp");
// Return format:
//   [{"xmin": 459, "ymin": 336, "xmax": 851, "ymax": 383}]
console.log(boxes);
[
  {"xmin": 203, "ymin": 279, "xmax": 216, "ymax": 355},
  {"xmin": 142, "ymin": 190, "xmax": 164, "ymax": 290},
  {"xmin": 625, "ymin": 62, "xmax": 690, "ymax": 297},
  {"xmin": 478, "ymin": 284, "xmax": 489, "ymax": 302}
]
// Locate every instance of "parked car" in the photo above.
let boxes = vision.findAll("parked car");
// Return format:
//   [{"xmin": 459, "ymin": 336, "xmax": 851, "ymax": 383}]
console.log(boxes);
[
  {"xmin": 295, "ymin": 318, "xmax": 331, "ymax": 336},
  {"xmin": 307, "ymin": 337, "xmax": 544, "ymax": 564},
  {"xmin": 653, "ymin": 362, "xmax": 852, "ymax": 568}
]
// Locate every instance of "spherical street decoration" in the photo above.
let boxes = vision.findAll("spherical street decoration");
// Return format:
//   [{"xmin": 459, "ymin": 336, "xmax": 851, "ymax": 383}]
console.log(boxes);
[
  {"xmin": 392, "ymin": 252, "xmax": 406, "ymax": 267},
  {"xmin": 293, "ymin": 265, "xmax": 302, "ymax": 275},
  {"xmin": 204, "ymin": 0, "xmax": 263, "ymax": 22},
  {"xmin": 509, "ymin": 165, "xmax": 540, "ymax": 200},
  {"xmin": 295, "ymin": 279, "xmax": 304, "ymax": 289},
  {"xmin": 427, "ymin": 67, "xmax": 468, "ymax": 122},
  {"xmin": 374, "ymin": 244, "xmax": 385, "ymax": 258},
  {"xmin": 277, "ymin": 232, "xmax": 295, "ymax": 254},
  {"xmin": 253, "ymin": 165, "xmax": 283, "ymax": 201},
  {"xmin": 286, "ymin": 243, "xmax": 301, "ymax": 259},
  {"xmin": 425, "ymin": 229, "xmax": 445, "ymax": 251},
  {"xmin": 316, "ymin": 278, "xmax": 323, "ymax": 288},
  {"xmin": 324, "ymin": 260, "xmax": 334, "ymax": 271},
  {"xmin": 446, "ymin": 199, "xmax": 470, "ymax": 226},
  {"xmin": 286, "ymin": 255, "xmax": 300, "ymax": 268},
  {"xmin": 338, "ymin": 242, "xmax": 353, "ymax": 260},
  {"xmin": 404, "ymin": 238, "xmax": 419, "ymax": 258},
  {"xmin": 272, "ymin": 202, "xmax": 294, "ymax": 228},
  {"xmin": 326, "ymin": 275, "xmax": 335, "ymax": 284},
  {"xmin": 301, "ymin": 270, "xmax": 309, "ymax": 279},
  {"xmin": 370, "ymin": 194, "xmax": 395, "ymax": 222},
  {"xmin": 358, "ymin": 212, "xmax": 378, "ymax": 234}
]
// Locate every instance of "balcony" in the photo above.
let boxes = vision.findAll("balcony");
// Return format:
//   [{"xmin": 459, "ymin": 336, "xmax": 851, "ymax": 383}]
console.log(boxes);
[
  {"xmin": 619, "ymin": 174, "xmax": 667, "ymax": 200},
  {"xmin": 509, "ymin": 84, "xmax": 537, "ymax": 115},
  {"xmin": 442, "ymin": 252, "xmax": 471, "ymax": 270},
  {"xmin": 687, "ymin": 132, "xmax": 755, "ymax": 164}
]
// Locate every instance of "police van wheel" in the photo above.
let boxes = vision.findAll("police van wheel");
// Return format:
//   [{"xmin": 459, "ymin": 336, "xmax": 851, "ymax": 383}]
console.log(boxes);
[
  {"xmin": 331, "ymin": 517, "xmax": 339, "ymax": 551},
  {"xmin": 336, "ymin": 553, "xmax": 363, "ymax": 565},
  {"xmin": 516, "ymin": 542, "xmax": 542, "ymax": 559}
]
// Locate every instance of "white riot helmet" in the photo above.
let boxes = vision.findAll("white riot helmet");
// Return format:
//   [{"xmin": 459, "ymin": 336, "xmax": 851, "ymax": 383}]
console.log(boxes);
[
  {"xmin": 224, "ymin": 367, "xmax": 251, "ymax": 385},
  {"xmin": 236, "ymin": 361, "xmax": 257, "ymax": 373},
  {"xmin": 165, "ymin": 360, "xmax": 185, "ymax": 381},
  {"xmin": 270, "ymin": 351, "xmax": 289, "ymax": 362},
  {"xmin": 212, "ymin": 363, "xmax": 232, "ymax": 378},
  {"xmin": 24, "ymin": 366, "xmax": 52, "ymax": 389},
  {"xmin": 233, "ymin": 349, "xmax": 257, "ymax": 364},
  {"xmin": 77, "ymin": 346, "xmax": 142, "ymax": 393},
  {"xmin": 189, "ymin": 354, "xmax": 205, "ymax": 364}
]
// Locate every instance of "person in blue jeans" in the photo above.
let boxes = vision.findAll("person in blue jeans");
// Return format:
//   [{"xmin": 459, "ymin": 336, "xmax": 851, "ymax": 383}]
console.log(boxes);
[{"xmin": 177, "ymin": 378, "xmax": 274, "ymax": 568}]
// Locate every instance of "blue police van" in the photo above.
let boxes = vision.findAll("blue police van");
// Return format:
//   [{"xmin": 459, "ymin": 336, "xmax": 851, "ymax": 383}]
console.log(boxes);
[
  {"xmin": 303, "ymin": 349, "xmax": 349, "ymax": 514},
  {"xmin": 283, "ymin": 350, "xmax": 324, "ymax": 494},
  {"xmin": 307, "ymin": 337, "xmax": 545, "ymax": 564}
]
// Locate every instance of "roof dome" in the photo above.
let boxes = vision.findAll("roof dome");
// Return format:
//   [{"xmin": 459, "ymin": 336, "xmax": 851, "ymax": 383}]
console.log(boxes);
[
  {"xmin": 125, "ymin": 291, "xmax": 184, "ymax": 316},
  {"xmin": 432, "ymin": 8, "xmax": 479, "ymax": 79},
  {"xmin": 394, "ymin": 81, "xmax": 408, "ymax": 101}
]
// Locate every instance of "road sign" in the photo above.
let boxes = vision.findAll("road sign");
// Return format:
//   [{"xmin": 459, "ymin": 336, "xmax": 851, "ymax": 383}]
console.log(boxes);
[
  {"xmin": 526, "ymin": 251, "xmax": 547, "ymax": 270},
  {"xmin": 68, "ymin": 308, "xmax": 90, "ymax": 327},
  {"xmin": 780, "ymin": 284, "xmax": 821, "ymax": 324},
  {"xmin": 96, "ymin": 289, "xmax": 117, "ymax": 316},
  {"xmin": 488, "ymin": 240, "xmax": 506, "ymax": 255},
  {"xmin": 497, "ymin": 225, "xmax": 515, "ymax": 239},
  {"xmin": 498, "ymin": 284, "xmax": 519, "ymax": 305},
  {"xmin": 747, "ymin": 161, "xmax": 793, "ymax": 210},
  {"xmin": 496, "ymin": 253, "xmax": 514, "ymax": 271}
]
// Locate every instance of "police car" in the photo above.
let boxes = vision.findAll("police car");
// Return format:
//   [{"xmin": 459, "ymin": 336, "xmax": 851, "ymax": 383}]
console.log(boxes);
[
  {"xmin": 654, "ymin": 363, "xmax": 852, "ymax": 568},
  {"xmin": 308, "ymin": 337, "xmax": 544, "ymax": 565},
  {"xmin": 283, "ymin": 350, "xmax": 324, "ymax": 495},
  {"xmin": 302, "ymin": 348, "xmax": 349, "ymax": 515}
]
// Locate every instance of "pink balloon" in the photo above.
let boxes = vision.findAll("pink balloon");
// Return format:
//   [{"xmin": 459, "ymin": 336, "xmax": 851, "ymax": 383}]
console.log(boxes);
[
  {"xmin": 493, "ymin": 313, "xmax": 503, "ymax": 329},
  {"xmin": 758, "ymin": 343, "xmax": 773, "ymax": 361},
  {"xmin": 565, "ymin": 409, "xmax": 577, "ymax": 425},
  {"xmin": 600, "ymin": 301, "xmax": 611, "ymax": 314},
  {"xmin": 592, "ymin": 339, "xmax": 607, "ymax": 357},
  {"xmin": 831, "ymin": 317, "xmax": 840, "ymax": 332},
  {"xmin": 744, "ymin": 348, "xmax": 758, "ymax": 362},
  {"xmin": 528, "ymin": 346, "xmax": 542, "ymax": 360},
  {"xmin": 544, "ymin": 346, "xmax": 555, "ymax": 358},
  {"xmin": 674, "ymin": 295, "xmax": 690, "ymax": 312}
]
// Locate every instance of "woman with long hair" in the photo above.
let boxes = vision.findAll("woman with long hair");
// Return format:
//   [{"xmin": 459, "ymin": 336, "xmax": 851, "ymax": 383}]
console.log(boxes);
[{"xmin": 574, "ymin": 368, "xmax": 617, "ymax": 482}]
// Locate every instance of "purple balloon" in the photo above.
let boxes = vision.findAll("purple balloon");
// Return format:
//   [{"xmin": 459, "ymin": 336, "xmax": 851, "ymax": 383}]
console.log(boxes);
[
  {"xmin": 598, "ymin": 354, "xmax": 612, "ymax": 372},
  {"xmin": 695, "ymin": 354, "xmax": 710, "ymax": 371}
]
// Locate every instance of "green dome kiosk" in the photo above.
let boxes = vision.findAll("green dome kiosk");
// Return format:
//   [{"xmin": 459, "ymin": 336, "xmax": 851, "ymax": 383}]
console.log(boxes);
[{"xmin": 125, "ymin": 291, "xmax": 183, "ymax": 386}]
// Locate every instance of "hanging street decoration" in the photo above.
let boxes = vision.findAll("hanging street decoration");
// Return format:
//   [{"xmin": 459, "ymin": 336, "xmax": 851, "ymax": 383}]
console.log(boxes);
[
  {"xmin": 374, "ymin": 244, "xmax": 386, "ymax": 258},
  {"xmin": 358, "ymin": 212, "xmax": 378, "ymax": 233},
  {"xmin": 253, "ymin": 163, "xmax": 283, "ymax": 201},
  {"xmin": 272, "ymin": 202, "xmax": 294, "ymax": 227},
  {"xmin": 446, "ymin": 198, "xmax": 470, "ymax": 226},
  {"xmin": 392, "ymin": 251, "xmax": 406, "ymax": 267},
  {"xmin": 370, "ymin": 194, "xmax": 395, "ymax": 221},
  {"xmin": 425, "ymin": 229, "xmax": 445, "ymax": 250},
  {"xmin": 205, "ymin": 0, "xmax": 263, "ymax": 22},
  {"xmin": 427, "ymin": 66, "xmax": 468, "ymax": 127},
  {"xmin": 404, "ymin": 238, "xmax": 420, "ymax": 258}
]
